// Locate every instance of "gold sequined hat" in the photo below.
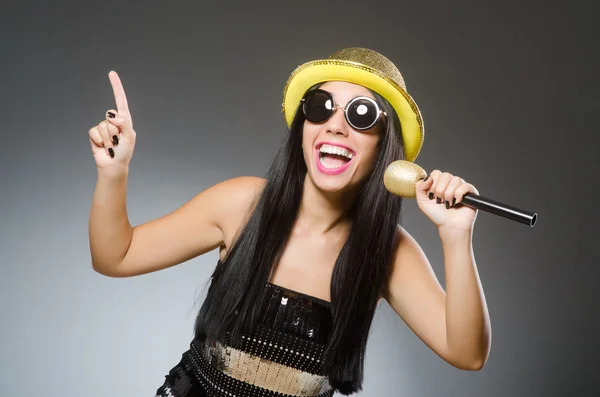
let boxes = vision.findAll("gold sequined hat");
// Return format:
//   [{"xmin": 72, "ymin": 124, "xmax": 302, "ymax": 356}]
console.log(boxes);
[{"xmin": 282, "ymin": 47, "xmax": 424, "ymax": 162}]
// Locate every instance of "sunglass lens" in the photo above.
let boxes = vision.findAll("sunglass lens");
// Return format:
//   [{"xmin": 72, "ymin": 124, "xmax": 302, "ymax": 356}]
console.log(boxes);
[
  {"xmin": 303, "ymin": 91, "xmax": 334, "ymax": 123},
  {"xmin": 347, "ymin": 98, "xmax": 379, "ymax": 130}
]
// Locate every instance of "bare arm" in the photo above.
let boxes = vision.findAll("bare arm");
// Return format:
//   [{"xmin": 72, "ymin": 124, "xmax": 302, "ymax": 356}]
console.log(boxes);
[
  {"xmin": 88, "ymin": 169, "xmax": 133, "ymax": 275},
  {"xmin": 87, "ymin": 71, "xmax": 264, "ymax": 277},
  {"xmin": 384, "ymin": 226, "xmax": 491, "ymax": 370},
  {"xmin": 89, "ymin": 175, "xmax": 263, "ymax": 277}
]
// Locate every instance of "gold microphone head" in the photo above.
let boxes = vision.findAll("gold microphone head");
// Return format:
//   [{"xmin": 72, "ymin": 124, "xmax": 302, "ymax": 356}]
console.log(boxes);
[{"xmin": 383, "ymin": 160, "xmax": 427, "ymax": 198}]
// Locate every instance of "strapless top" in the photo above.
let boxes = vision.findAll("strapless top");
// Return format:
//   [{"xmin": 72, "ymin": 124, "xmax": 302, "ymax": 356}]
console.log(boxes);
[{"xmin": 157, "ymin": 279, "xmax": 335, "ymax": 397}]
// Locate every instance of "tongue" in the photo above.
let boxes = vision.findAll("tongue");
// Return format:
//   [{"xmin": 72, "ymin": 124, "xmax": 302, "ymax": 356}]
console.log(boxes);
[{"xmin": 321, "ymin": 153, "xmax": 348, "ymax": 167}]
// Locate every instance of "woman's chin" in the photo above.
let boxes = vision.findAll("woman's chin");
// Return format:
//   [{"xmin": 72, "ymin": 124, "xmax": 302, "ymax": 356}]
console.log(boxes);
[{"xmin": 309, "ymin": 170, "xmax": 359, "ymax": 195}]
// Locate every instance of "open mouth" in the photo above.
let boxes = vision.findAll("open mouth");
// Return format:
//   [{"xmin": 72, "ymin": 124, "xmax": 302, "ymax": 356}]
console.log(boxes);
[{"xmin": 317, "ymin": 143, "xmax": 354, "ymax": 169}]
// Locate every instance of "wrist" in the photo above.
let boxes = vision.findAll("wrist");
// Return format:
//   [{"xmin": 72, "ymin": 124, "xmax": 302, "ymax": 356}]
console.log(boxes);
[
  {"xmin": 438, "ymin": 224, "xmax": 473, "ymax": 244},
  {"xmin": 97, "ymin": 165, "xmax": 129, "ymax": 181}
]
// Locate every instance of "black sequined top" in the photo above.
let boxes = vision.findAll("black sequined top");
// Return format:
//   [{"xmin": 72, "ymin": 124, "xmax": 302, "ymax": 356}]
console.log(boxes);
[{"xmin": 156, "ymin": 271, "xmax": 335, "ymax": 397}]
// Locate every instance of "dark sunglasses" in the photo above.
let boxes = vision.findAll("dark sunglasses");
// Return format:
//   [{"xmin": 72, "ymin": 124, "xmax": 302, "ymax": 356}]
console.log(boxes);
[{"xmin": 301, "ymin": 89, "xmax": 387, "ymax": 131}]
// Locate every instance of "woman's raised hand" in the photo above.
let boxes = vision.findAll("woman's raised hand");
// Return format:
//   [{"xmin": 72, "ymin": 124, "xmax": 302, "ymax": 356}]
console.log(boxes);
[{"xmin": 88, "ymin": 71, "xmax": 137, "ymax": 173}]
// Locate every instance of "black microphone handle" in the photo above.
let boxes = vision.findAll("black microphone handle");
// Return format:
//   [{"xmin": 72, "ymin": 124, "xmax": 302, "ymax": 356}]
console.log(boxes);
[{"xmin": 460, "ymin": 193, "xmax": 537, "ymax": 227}]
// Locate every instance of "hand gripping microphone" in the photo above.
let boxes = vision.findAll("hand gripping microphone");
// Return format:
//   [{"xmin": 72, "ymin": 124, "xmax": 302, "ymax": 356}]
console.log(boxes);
[{"xmin": 383, "ymin": 160, "xmax": 538, "ymax": 227}]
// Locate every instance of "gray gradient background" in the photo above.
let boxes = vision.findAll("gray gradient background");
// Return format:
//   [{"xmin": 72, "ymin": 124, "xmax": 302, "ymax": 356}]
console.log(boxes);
[{"xmin": 1, "ymin": 1, "xmax": 598, "ymax": 396}]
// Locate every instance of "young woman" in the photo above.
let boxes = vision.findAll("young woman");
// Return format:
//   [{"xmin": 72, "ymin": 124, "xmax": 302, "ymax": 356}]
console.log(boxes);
[{"xmin": 88, "ymin": 48, "xmax": 491, "ymax": 397}]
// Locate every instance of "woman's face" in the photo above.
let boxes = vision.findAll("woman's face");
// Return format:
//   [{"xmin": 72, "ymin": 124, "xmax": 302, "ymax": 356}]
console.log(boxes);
[{"xmin": 301, "ymin": 81, "xmax": 383, "ymax": 196}]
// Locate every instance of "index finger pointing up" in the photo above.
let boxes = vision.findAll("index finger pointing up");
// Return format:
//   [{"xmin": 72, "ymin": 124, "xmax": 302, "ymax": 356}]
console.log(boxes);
[{"xmin": 108, "ymin": 71, "xmax": 131, "ymax": 118}]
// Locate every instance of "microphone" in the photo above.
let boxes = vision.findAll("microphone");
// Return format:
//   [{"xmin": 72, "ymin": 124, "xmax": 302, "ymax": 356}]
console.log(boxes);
[{"xmin": 383, "ymin": 160, "xmax": 538, "ymax": 227}]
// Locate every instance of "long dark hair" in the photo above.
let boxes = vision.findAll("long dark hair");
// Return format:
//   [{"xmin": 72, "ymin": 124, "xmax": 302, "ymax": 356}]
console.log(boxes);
[{"xmin": 194, "ymin": 89, "xmax": 405, "ymax": 395}]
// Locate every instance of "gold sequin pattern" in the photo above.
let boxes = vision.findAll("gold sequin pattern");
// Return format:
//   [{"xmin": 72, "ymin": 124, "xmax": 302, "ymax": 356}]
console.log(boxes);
[
  {"xmin": 383, "ymin": 160, "xmax": 427, "ymax": 198},
  {"xmin": 327, "ymin": 47, "xmax": 407, "ymax": 91},
  {"xmin": 200, "ymin": 339, "xmax": 330, "ymax": 396}
]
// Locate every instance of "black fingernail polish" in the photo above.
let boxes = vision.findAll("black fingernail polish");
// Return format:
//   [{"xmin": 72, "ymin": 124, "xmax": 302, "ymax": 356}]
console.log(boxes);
[
  {"xmin": 436, "ymin": 197, "xmax": 442, "ymax": 204},
  {"xmin": 428, "ymin": 192, "xmax": 434, "ymax": 200},
  {"xmin": 112, "ymin": 135, "xmax": 119, "ymax": 145},
  {"xmin": 445, "ymin": 200, "xmax": 449, "ymax": 209},
  {"xmin": 107, "ymin": 112, "xmax": 116, "ymax": 119},
  {"xmin": 423, "ymin": 175, "xmax": 429, "ymax": 182},
  {"xmin": 108, "ymin": 148, "xmax": 114, "ymax": 158},
  {"xmin": 452, "ymin": 197, "xmax": 456, "ymax": 207}
]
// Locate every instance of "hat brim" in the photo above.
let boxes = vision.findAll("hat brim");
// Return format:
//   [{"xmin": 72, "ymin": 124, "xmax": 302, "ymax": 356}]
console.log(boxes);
[{"xmin": 283, "ymin": 60, "xmax": 424, "ymax": 162}]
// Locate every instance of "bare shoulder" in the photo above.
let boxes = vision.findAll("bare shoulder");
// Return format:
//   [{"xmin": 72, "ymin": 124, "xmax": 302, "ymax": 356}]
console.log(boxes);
[
  {"xmin": 396, "ymin": 225, "xmax": 418, "ymax": 250},
  {"xmin": 394, "ymin": 225, "xmax": 426, "ymax": 258},
  {"xmin": 220, "ymin": 175, "xmax": 265, "ymax": 200},
  {"xmin": 384, "ymin": 225, "xmax": 435, "ymax": 300},
  {"xmin": 197, "ymin": 175, "xmax": 265, "ymax": 232},
  {"xmin": 208, "ymin": 176, "xmax": 265, "ymax": 256},
  {"xmin": 212, "ymin": 175, "xmax": 265, "ymax": 210},
  {"xmin": 170, "ymin": 175, "xmax": 264, "ymax": 227}
]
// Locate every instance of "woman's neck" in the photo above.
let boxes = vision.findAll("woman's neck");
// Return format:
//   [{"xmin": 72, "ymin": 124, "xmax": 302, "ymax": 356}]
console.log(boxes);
[{"xmin": 295, "ymin": 174, "xmax": 356, "ymax": 236}]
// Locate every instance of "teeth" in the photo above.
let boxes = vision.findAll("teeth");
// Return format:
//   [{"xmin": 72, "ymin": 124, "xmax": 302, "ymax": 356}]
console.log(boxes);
[
  {"xmin": 318, "ymin": 144, "xmax": 354, "ymax": 159},
  {"xmin": 319, "ymin": 157, "xmax": 344, "ymax": 169}
]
